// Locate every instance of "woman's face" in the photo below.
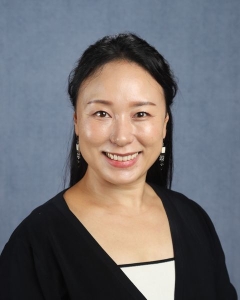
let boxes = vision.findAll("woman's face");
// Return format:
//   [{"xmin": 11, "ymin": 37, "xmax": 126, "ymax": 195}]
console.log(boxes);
[{"xmin": 74, "ymin": 60, "xmax": 168, "ymax": 186}]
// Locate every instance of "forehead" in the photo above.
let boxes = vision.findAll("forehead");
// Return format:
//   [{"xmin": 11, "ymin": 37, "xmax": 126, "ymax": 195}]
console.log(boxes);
[{"xmin": 78, "ymin": 60, "xmax": 165, "ymax": 103}]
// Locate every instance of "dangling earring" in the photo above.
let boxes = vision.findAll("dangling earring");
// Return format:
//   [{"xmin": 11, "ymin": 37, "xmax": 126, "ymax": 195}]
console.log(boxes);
[
  {"xmin": 76, "ymin": 136, "xmax": 81, "ymax": 165},
  {"xmin": 159, "ymin": 142, "xmax": 166, "ymax": 171}
]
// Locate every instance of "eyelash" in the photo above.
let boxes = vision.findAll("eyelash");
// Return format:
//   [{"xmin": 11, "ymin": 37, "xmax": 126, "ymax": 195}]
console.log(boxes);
[
  {"xmin": 134, "ymin": 112, "xmax": 150, "ymax": 118},
  {"xmin": 93, "ymin": 111, "xmax": 110, "ymax": 118},
  {"xmin": 93, "ymin": 111, "xmax": 150, "ymax": 118}
]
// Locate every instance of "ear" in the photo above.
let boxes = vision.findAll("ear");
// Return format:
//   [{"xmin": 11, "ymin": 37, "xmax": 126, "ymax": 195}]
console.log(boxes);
[
  {"xmin": 162, "ymin": 113, "xmax": 169, "ymax": 139},
  {"xmin": 74, "ymin": 112, "xmax": 79, "ymax": 136}
]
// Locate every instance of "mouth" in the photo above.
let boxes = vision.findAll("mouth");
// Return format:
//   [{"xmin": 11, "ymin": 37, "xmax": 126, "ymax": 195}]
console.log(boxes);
[{"xmin": 104, "ymin": 152, "xmax": 140, "ymax": 162}]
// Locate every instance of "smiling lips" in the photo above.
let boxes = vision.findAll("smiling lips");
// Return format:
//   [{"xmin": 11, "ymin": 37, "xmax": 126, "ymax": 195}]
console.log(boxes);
[{"xmin": 105, "ymin": 152, "xmax": 139, "ymax": 162}]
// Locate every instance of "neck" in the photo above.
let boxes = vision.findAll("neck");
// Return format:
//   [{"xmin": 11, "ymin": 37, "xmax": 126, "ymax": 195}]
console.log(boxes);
[{"xmin": 76, "ymin": 171, "xmax": 152, "ymax": 211}]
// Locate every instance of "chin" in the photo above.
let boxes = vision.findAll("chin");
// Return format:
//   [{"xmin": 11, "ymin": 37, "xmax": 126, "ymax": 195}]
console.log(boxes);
[{"xmin": 102, "ymin": 173, "xmax": 145, "ymax": 186}]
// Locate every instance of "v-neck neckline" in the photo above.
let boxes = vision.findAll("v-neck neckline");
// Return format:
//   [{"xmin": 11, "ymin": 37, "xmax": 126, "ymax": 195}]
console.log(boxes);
[{"xmin": 53, "ymin": 184, "xmax": 183, "ymax": 300}]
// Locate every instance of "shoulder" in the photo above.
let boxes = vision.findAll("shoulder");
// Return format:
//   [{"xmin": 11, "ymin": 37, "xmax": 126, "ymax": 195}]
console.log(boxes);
[
  {"xmin": 151, "ymin": 186, "xmax": 238, "ymax": 298},
  {"xmin": 161, "ymin": 187, "xmax": 209, "ymax": 216},
  {"xmin": 0, "ymin": 190, "xmax": 70, "ymax": 298},
  {"xmin": 151, "ymin": 184, "xmax": 224, "ymax": 263},
  {"xmin": 151, "ymin": 184, "xmax": 218, "ymax": 239},
  {"xmin": 151, "ymin": 183, "xmax": 207, "ymax": 214},
  {"xmin": 2, "ymin": 190, "xmax": 67, "ymax": 250}
]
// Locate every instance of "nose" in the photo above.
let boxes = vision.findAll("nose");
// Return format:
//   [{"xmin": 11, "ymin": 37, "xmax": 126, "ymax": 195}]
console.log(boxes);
[{"xmin": 110, "ymin": 116, "xmax": 134, "ymax": 146}]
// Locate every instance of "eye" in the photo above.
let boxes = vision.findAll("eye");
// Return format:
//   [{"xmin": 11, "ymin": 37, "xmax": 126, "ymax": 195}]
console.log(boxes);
[
  {"xmin": 94, "ymin": 111, "xmax": 110, "ymax": 118},
  {"xmin": 134, "ymin": 112, "xmax": 150, "ymax": 118}
]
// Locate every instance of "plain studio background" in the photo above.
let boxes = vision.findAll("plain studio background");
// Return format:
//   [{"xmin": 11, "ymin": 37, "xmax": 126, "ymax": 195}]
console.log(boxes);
[{"xmin": 0, "ymin": 0, "xmax": 239, "ymax": 295}]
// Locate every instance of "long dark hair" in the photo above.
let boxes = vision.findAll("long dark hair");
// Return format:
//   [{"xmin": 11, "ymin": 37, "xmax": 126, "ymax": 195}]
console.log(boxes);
[{"xmin": 67, "ymin": 33, "xmax": 178, "ymax": 189}]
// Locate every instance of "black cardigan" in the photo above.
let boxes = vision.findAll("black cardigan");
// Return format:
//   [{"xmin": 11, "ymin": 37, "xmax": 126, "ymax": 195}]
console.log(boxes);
[{"xmin": 0, "ymin": 185, "xmax": 237, "ymax": 299}]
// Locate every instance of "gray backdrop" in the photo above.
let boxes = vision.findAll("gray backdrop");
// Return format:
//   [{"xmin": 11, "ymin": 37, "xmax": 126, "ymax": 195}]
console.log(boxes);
[{"xmin": 1, "ymin": 0, "xmax": 239, "ymax": 294}]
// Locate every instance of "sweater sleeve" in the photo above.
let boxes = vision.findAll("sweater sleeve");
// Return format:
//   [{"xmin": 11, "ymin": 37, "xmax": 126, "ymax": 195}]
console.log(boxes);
[
  {"xmin": 0, "ymin": 237, "xmax": 45, "ymax": 300},
  {"xmin": 208, "ymin": 220, "xmax": 237, "ymax": 299},
  {"xmin": 191, "ymin": 200, "xmax": 238, "ymax": 299}
]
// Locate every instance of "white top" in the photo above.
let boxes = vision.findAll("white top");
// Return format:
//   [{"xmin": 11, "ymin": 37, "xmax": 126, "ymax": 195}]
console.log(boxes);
[{"xmin": 120, "ymin": 258, "xmax": 175, "ymax": 300}]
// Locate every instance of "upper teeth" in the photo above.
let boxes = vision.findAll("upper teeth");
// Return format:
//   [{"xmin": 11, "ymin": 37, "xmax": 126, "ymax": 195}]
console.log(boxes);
[{"xmin": 106, "ymin": 152, "xmax": 139, "ymax": 161}]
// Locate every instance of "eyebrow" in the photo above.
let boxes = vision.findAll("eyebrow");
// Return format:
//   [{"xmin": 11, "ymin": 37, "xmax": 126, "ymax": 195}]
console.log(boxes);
[
  {"xmin": 87, "ymin": 100, "xmax": 112, "ymax": 105},
  {"xmin": 131, "ymin": 101, "xmax": 156, "ymax": 107},
  {"xmin": 87, "ymin": 100, "xmax": 156, "ymax": 106}
]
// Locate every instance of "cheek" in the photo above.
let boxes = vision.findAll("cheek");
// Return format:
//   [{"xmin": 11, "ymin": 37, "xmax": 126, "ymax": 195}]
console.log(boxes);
[
  {"xmin": 136, "ymin": 122, "xmax": 164, "ymax": 144},
  {"xmin": 78, "ymin": 118, "xmax": 110, "ymax": 144}
]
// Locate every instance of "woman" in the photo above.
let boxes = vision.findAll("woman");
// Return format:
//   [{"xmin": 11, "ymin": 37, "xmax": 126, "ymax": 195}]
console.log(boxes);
[{"xmin": 0, "ymin": 33, "xmax": 237, "ymax": 299}]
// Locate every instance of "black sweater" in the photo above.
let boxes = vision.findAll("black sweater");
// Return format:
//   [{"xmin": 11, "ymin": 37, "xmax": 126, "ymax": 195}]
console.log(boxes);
[{"xmin": 0, "ymin": 185, "xmax": 237, "ymax": 299}]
